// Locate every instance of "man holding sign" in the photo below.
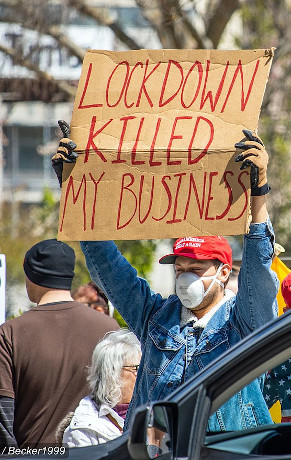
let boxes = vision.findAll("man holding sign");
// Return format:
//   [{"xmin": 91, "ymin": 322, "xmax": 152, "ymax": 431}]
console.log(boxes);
[{"xmin": 53, "ymin": 122, "xmax": 278, "ymax": 432}]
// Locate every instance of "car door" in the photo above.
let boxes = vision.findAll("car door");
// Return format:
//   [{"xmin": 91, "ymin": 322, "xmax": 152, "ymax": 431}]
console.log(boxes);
[
  {"xmin": 4, "ymin": 313, "xmax": 291, "ymax": 460},
  {"xmin": 128, "ymin": 311, "xmax": 291, "ymax": 460}
]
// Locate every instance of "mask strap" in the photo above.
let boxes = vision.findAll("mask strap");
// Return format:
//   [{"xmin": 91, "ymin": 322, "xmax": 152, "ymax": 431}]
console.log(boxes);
[{"xmin": 202, "ymin": 263, "xmax": 224, "ymax": 297}]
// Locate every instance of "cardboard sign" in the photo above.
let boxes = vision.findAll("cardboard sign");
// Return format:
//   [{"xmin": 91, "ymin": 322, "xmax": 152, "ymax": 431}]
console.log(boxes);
[{"xmin": 58, "ymin": 48, "xmax": 274, "ymax": 241}]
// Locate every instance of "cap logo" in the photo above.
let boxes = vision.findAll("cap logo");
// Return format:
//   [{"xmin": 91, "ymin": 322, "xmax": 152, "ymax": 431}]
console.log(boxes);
[
  {"xmin": 175, "ymin": 242, "xmax": 202, "ymax": 250},
  {"xmin": 177, "ymin": 237, "xmax": 204, "ymax": 243}
]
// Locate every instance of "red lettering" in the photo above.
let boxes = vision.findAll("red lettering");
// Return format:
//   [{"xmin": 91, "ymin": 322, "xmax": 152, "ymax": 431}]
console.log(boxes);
[
  {"xmin": 167, "ymin": 116, "xmax": 191, "ymax": 166},
  {"xmin": 131, "ymin": 117, "xmax": 145, "ymax": 165},
  {"xmin": 112, "ymin": 116, "xmax": 136, "ymax": 164},
  {"xmin": 149, "ymin": 118, "xmax": 162, "ymax": 166},
  {"xmin": 117, "ymin": 173, "xmax": 137, "ymax": 230},
  {"xmin": 60, "ymin": 175, "xmax": 87, "ymax": 231},
  {"xmin": 124, "ymin": 62, "xmax": 143, "ymax": 108},
  {"xmin": 181, "ymin": 61, "xmax": 203, "ymax": 108},
  {"xmin": 188, "ymin": 117, "xmax": 214, "ymax": 164},
  {"xmin": 159, "ymin": 60, "xmax": 184, "ymax": 107},
  {"xmin": 166, "ymin": 173, "xmax": 186, "ymax": 224},
  {"xmin": 89, "ymin": 172, "xmax": 105, "ymax": 229},
  {"xmin": 106, "ymin": 61, "xmax": 130, "ymax": 108},
  {"xmin": 84, "ymin": 116, "xmax": 112, "ymax": 162},
  {"xmin": 78, "ymin": 63, "xmax": 103, "ymax": 109},
  {"xmin": 205, "ymin": 171, "xmax": 218, "ymax": 220},
  {"xmin": 184, "ymin": 172, "xmax": 207, "ymax": 220},
  {"xmin": 136, "ymin": 60, "xmax": 161, "ymax": 108},
  {"xmin": 216, "ymin": 171, "xmax": 233, "ymax": 220},
  {"xmin": 139, "ymin": 175, "xmax": 154, "ymax": 224},
  {"xmin": 221, "ymin": 60, "xmax": 260, "ymax": 112},
  {"xmin": 229, "ymin": 171, "xmax": 249, "ymax": 221},
  {"xmin": 152, "ymin": 175, "xmax": 172, "ymax": 221},
  {"xmin": 200, "ymin": 60, "xmax": 229, "ymax": 111}
]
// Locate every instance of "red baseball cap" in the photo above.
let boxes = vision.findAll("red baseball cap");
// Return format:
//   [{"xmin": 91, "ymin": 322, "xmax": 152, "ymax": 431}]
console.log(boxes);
[
  {"xmin": 159, "ymin": 236, "xmax": 232, "ymax": 269},
  {"xmin": 281, "ymin": 272, "xmax": 291, "ymax": 310}
]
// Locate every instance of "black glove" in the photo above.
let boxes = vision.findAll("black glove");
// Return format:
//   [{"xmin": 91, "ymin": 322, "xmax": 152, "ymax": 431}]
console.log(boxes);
[
  {"xmin": 235, "ymin": 129, "xmax": 270, "ymax": 196},
  {"xmin": 52, "ymin": 120, "xmax": 78, "ymax": 187}
]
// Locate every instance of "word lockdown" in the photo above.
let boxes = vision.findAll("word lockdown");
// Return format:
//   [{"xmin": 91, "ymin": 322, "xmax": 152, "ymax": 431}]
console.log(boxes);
[{"xmin": 78, "ymin": 58, "xmax": 259, "ymax": 114}]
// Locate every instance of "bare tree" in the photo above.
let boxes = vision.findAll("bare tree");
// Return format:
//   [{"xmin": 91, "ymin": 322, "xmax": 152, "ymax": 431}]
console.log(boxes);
[{"xmin": 0, "ymin": 0, "xmax": 242, "ymax": 101}]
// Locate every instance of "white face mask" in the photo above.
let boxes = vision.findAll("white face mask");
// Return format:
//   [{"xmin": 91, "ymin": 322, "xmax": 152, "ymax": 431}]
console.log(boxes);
[{"xmin": 175, "ymin": 263, "xmax": 224, "ymax": 310}]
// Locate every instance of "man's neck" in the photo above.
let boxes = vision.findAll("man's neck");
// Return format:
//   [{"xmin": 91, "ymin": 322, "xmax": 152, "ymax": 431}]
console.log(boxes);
[
  {"xmin": 180, "ymin": 290, "xmax": 235, "ymax": 328},
  {"xmin": 192, "ymin": 290, "xmax": 225, "ymax": 320},
  {"xmin": 37, "ymin": 290, "xmax": 74, "ymax": 305}
]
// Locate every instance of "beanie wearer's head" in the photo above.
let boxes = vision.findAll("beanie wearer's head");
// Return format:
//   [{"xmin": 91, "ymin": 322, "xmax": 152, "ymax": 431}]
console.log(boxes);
[{"xmin": 23, "ymin": 239, "xmax": 75, "ymax": 290}]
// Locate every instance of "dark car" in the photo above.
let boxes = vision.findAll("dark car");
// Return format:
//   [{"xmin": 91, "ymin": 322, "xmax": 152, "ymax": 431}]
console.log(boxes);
[{"xmin": 4, "ymin": 311, "xmax": 291, "ymax": 459}]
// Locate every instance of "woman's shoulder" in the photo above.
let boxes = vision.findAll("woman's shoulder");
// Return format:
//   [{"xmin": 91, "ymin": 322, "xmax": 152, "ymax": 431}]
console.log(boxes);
[
  {"xmin": 67, "ymin": 397, "xmax": 122, "ymax": 435},
  {"xmin": 73, "ymin": 396, "xmax": 98, "ymax": 416}
]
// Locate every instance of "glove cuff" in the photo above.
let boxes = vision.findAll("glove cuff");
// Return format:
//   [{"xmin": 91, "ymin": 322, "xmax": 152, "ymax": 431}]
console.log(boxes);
[
  {"xmin": 251, "ymin": 182, "xmax": 271, "ymax": 196},
  {"xmin": 52, "ymin": 161, "xmax": 63, "ymax": 188}
]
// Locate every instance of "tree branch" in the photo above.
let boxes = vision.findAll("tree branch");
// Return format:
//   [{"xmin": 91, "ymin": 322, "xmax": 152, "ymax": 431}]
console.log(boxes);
[
  {"xmin": 173, "ymin": 0, "xmax": 213, "ymax": 49},
  {"xmin": 0, "ymin": 44, "xmax": 76, "ymax": 99},
  {"xmin": 134, "ymin": 0, "xmax": 167, "ymax": 48},
  {"xmin": 70, "ymin": 0, "xmax": 142, "ymax": 50},
  {"xmin": 48, "ymin": 26, "xmax": 85, "ymax": 62},
  {"xmin": 206, "ymin": 0, "xmax": 240, "ymax": 48},
  {"xmin": 159, "ymin": 0, "xmax": 183, "ymax": 48}
]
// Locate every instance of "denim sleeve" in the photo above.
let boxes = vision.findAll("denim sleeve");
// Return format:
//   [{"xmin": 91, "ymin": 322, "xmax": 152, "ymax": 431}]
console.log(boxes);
[
  {"xmin": 80, "ymin": 241, "xmax": 163, "ymax": 338},
  {"xmin": 235, "ymin": 217, "xmax": 279, "ymax": 335}
]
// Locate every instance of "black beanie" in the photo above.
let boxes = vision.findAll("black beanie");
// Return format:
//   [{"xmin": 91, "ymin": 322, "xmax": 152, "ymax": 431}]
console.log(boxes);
[{"xmin": 23, "ymin": 239, "xmax": 75, "ymax": 290}]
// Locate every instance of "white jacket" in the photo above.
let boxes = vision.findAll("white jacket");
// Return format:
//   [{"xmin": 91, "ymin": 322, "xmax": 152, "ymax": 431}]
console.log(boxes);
[{"xmin": 63, "ymin": 396, "xmax": 124, "ymax": 447}]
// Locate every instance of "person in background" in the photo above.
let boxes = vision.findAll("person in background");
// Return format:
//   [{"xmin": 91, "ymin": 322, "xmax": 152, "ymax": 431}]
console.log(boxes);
[
  {"xmin": 0, "ymin": 239, "xmax": 119, "ymax": 448},
  {"xmin": 62, "ymin": 329, "xmax": 141, "ymax": 447},
  {"xmin": 72, "ymin": 281, "xmax": 110, "ymax": 315},
  {"xmin": 264, "ymin": 272, "xmax": 291, "ymax": 422}
]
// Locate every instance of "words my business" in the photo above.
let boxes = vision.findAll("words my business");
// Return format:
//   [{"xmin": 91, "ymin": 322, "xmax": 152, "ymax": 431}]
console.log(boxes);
[{"xmin": 60, "ymin": 169, "xmax": 250, "ymax": 232}]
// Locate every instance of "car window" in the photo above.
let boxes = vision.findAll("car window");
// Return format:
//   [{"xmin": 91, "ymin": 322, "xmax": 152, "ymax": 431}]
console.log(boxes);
[
  {"xmin": 146, "ymin": 405, "xmax": 172, "ymax": 458},
  {"xmin": 205, "ymin": 355, "xmax": 291, "ymax": 457}
]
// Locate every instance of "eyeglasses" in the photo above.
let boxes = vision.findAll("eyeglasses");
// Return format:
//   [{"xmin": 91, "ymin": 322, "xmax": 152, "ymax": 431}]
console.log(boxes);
[{"xmin": 123, "ymin": 365, "xmax": 139, "ymax": 372}]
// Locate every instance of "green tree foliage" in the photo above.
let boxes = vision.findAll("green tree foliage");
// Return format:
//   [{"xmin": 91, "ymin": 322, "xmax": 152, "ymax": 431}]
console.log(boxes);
[
  {"xmin": 2, "ymin": 187, "xmax": 157, "ymax": 315},
  {"xmin": 237, "ymin": 0, "xmax": 291, "ymax": 251}
]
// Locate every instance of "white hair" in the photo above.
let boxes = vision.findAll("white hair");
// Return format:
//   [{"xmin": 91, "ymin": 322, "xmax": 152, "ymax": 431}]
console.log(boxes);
[{"xmin": 87, "ymin": 329, "xmax": 141, "ymax": 409}]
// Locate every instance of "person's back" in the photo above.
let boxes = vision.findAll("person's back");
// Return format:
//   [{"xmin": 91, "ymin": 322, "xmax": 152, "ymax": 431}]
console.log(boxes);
[{"xmin": 0, "ymin": 239, "xmax": 119, "ymax": 448}]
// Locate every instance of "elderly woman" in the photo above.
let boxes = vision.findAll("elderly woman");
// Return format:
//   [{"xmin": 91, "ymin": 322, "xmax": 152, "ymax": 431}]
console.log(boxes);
[{"xmin": 62, "ymin": 329, "xmax": 141, "ymax": 447}]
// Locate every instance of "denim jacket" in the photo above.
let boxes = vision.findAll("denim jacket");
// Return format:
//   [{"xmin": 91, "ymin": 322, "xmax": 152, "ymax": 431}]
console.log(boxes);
[{"xmin": 81, "ymin": 219, "xmax": 278, "ymax": 431}]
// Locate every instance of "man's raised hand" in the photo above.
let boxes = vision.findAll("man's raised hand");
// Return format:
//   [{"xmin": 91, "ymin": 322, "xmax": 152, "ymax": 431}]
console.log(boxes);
[
  {"xmin": 52, "ymin": 120, "xmax": 78, "ymax": 187},
  {"xmin": 235, "ymin": 129, "xmax": 270, "ymax": 196}
]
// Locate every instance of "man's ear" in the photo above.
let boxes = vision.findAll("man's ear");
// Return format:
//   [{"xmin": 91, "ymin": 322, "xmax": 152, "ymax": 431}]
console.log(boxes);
[{"xmin": 218, "ymin": 264, "xmax": 231, "ymax": 283}]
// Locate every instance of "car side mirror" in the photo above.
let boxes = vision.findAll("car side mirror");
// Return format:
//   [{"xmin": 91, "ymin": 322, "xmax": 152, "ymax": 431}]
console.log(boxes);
[{"xmin": 128, "ymin": 402, "xmax": 175, "ymax": 459}]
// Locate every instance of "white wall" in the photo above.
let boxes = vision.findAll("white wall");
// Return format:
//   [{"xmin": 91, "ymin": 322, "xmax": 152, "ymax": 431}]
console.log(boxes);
[{"xmin": 149, "ymin": 240, "xmax": 175, "ymax": 298}]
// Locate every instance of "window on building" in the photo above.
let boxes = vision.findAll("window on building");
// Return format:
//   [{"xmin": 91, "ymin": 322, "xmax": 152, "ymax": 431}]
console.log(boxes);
[{"xmin": 19, "ymin": 127, "xmax": 44, "ymax": 171}]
